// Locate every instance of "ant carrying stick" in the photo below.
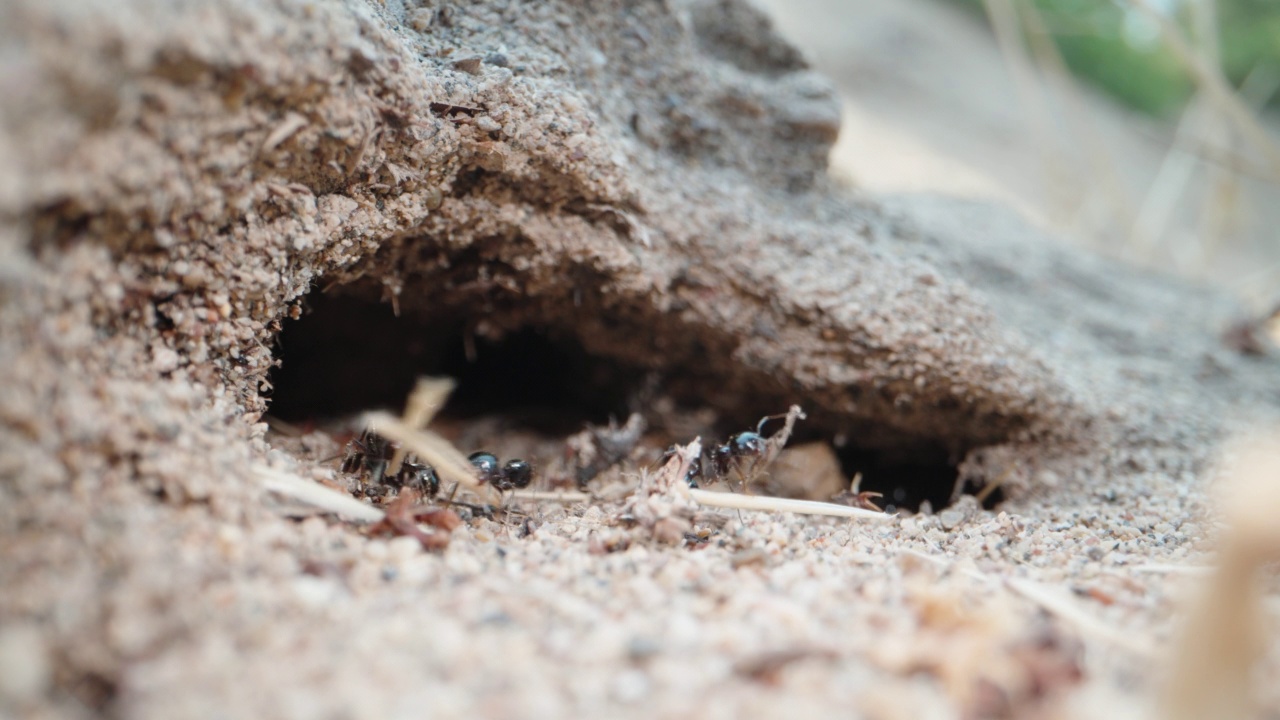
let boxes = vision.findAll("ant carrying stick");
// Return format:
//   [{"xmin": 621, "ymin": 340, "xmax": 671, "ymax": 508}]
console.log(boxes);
[
  {"xmin": 666, "ymin": 405, "xmax": 806, "ymax": 491},
  {"xmin": 340, "ymin": 429, "xmax": 441, "ymax": 500}
]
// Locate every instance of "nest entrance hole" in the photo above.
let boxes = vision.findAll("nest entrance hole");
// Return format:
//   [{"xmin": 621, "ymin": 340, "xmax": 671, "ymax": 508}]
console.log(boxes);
[
  {"xmin": 266, "ymin": 293, "xmax": 645, "ymax": 434},
  {"xmin": 266, "ymin": 290, "xmax": 1003, "ymax": 512},
  {"xmin": 833, "ymin": 444, "xmax": 1001, "ymax": 514}
]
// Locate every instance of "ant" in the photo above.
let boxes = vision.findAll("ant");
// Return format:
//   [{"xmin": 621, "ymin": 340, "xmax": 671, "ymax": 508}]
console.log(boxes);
[
  {"xmin": 341, "ymin": 429, "xmax": 389, "ymax": 482},
  {"xmin": 339, "ymin": 431, "xmax": 536, "ymax": 516},
  {"xmin": 396, "ymin": 459, "xmax": 441, "ymax": 498},
  {"xmin": 664, "ymin": 406, "xmax": 805, "ymax": 491},
  {"xmin": 465, "ymin": 452, "xmax": 534, "ymax": 529},
  {"xmin": 467, "ymin": 451, "xmax": 534, "ymax": 492},
  {"xmin": 340, "ymin": 429, "xmax": 440, "ymax": 498}
]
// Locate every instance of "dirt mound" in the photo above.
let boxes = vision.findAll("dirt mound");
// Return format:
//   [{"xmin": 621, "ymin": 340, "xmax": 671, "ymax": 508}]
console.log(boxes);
[{"xmin": 1, "ymin": 0, "xmax": 1277, "ymax": 716}]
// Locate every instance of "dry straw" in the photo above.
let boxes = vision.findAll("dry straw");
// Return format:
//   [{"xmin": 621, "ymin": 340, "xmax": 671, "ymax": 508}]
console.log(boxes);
[{"xmin": 1161, "ymin": 435, "xmax": 1280, "ymax": 720}]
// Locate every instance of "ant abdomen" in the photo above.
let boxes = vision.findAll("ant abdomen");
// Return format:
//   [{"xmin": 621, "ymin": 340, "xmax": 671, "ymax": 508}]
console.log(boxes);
[
  {"xmin": 469, "ymin": 451, "xmax": 534, "ymax": 491},
  {"xmin": 499, "ymin": 459, "xmax": 533, "ymax": 490},
  {"xmin": 397, "ymin": 460, "xmax": 441, "ymax": 498},
  {"xmin": 468, "ymin": 451, "xmax": 501, "ymax": 485}
]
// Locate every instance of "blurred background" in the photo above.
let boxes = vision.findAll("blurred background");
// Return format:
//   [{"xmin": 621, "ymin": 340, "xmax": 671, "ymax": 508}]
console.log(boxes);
[{"xmin": 755, "ymin": 0, "xmax": 1280, "ymax": 312}]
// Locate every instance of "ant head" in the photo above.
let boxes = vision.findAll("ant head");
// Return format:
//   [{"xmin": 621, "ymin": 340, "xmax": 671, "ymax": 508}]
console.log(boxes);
[
  {"xmin": 728, "ymin": 431, "xmax": 766, "ymax": 458},
  {"xmin": 468, "ymin": 451, "xmax": 501, "ymax": 484},
  {"xmin": 684, "ymin": 454, "xmax": 702, "ymax": 487},
  {"xmin": 502, "ymin": 459, "xmax": 533, "ymax": 489},
  {"xmin": 417, "ymin": 465, "xmax": 441, "ymax": 497}
]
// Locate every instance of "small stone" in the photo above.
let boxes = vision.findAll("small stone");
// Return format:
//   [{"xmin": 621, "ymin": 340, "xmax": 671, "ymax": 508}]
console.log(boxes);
[
  {"xmin": 610, "ymin": 669, "xmax": 650, "ymax": 703},
  {"xmin": 0, "ymin": 624, "xmax": 51, "ymax": 704},
  {"xmin": 939, "ymin": 508, "xmax": 967, "ymax": 531},
  {"xmin": 151, "ymin": 345, "xmax": 181, "ymax": 373},
  {"xmin": 1037, "ymin": 470, "xmax": 1061, "ymax": 488},
  {"xmin": 730, "ymin": 547, "xmax": 768, "ymax": 569},
  {"xmin": 407, "ymin": 8, "xmax": 433, "ymax": 31},
  {"xmin": 484, "ymin": 52, "xmax": 509, "ymax": 68},
  {"xmin": 423, "ymin": 186, "xmax": 444, "ymax": 210},
  {"xmin": 652, "ymin": 517, "xmax": 690, "ymax": 545},
  {"xmin": 452, "ymin": 56, "xmax": 483, "ymax": 75},
  {"xmin": 291, "ymin": 576, "xmax": 340, "ymax": 610},
  {"xmin": 769, "ymin": 443, "xmax": 846, "ymax": 500},
  {"xmin": 627, "ymin": 636, "xmax": 661, "ymax": 661}
]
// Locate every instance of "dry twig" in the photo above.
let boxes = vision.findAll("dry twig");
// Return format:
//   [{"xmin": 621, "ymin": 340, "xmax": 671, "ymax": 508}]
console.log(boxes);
[
  {"xmin": 386, "ymin": 376, "xmax": 455, "ymax": 476},
  {"xmin": 689, "ymin": 488, "xmax": 894, "ymax": 521},
  {"xmin": 362, "ymin": 410, "xmax": 486, "ymax": 497},
  {"xmin": 1162, "ymin": 436, "xmax": 1280, "ymax": 720},
  {"xmin": 255, "ymin": 464, "xmax": 383, "ymax": 522}
]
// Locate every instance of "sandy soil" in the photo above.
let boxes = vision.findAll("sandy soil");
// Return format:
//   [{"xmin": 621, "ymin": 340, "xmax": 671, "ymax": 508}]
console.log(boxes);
[{"xmin": 1, "ymin": 1, "xmax": 1279, "ymax": 719}]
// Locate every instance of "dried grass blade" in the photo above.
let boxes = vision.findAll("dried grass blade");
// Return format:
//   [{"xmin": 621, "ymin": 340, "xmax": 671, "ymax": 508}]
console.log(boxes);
[
  {"xmin": 363, "ymin": 411, "xmax": 484, "ymax": 494},
  {"xmin": 387, "ymin": 376, "xmax": 456, "ymax": 475},
  {"xmin": 254, "ymin": 464, "xmax": 384, "ymax": 522},
  {"xmin": 688, "ymin": 488, "xmax": 895, "ymax": 521}
]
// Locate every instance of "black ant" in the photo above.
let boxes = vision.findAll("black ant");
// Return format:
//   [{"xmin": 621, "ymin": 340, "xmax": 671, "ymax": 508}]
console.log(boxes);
[
  {"xmin": 705, "ymin": 428, "xmax": 769, "ymax": 490},
  {"xmin": 340, "ymin": 429, "xmax": 440, "ymax": 498},
  {"xmin": 468, "ymin": 451, "xmax": 534, "ymax": 492},
  {"xmin": 663, "ymin": 407, "xmax": 805, "ymax": 491},
  {"xmin": 341, "ymin": 429, "xmax": 389, "ymax": 481},
  {"xmin": 396, "ymin": 459, "xmax": 441, "ymax": 498},
  {"xmin": 339, "ymin": 431, "xmax": 535, "ymax": 517},
  {"xmin": 465, "ymin": 452, "xmax": 534, "ymax": 529}
]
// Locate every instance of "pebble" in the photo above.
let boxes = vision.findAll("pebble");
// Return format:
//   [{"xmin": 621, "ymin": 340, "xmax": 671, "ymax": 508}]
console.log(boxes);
[
  {"xmin": 610, "ymin": 669, "xmax": 650, "ymax": 703},
  {"xmin": 939, "ymin": 508, "xmax": 967, "ymax": 530},
  {"xmin": 0, "ymin": 625, "xmax": 50, "ymax": 705}
]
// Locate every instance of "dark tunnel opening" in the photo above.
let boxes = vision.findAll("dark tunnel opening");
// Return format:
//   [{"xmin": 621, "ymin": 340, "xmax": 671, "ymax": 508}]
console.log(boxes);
[
  {"xmin": 832, "ymin": 444, "xmax": 1001, "ymax": 514},
  {"xmin": 266, "ymin": 293, "xmax": 646, "ymax": 435},
  {"xmin": 266, "ymin": 290, "xmax": 1001, "ymax": 512}
]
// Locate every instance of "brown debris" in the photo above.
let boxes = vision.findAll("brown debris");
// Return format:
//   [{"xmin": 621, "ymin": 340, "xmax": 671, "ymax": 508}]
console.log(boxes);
[
  {"xmin": 428, "ymin": 102, "xmax": 483, "ymax": 117},
  {"xmin": 566, "ymin": 412, "xmax": 647, "ymax": 488},
  {"xmin": 733, "ymin": 648, "xmax": 838, "ymax": 686},
  {"xmin": 586, "ymin": 530, "xmax": 631, "ymax": 555},
  {"xmin": 831, "ymin": 489, "xmax": 885, "ymax": 513},
  {"xmin": 450, "ymin": 56, "xmax": 484, "ymax": 75},
  {"xmin": 616, "ymin": 440, "xmax": 701, "ymax": 545},
  {"xmin": 728, "ymin": 547, "xmax": 768, "ymax": 569},
  {"xmin": 366, "ymin": 489, "xmax": 460, "ymax": 551},
  {"xmin": 1222, "ymin": 318, "xmax": 1272, "ymax": 356}
]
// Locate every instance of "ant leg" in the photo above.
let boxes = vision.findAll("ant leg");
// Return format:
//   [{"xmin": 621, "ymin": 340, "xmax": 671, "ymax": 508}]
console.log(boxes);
[{"xmin": 732, "ymin": 465, "xmax": 750, "ymax": 495}]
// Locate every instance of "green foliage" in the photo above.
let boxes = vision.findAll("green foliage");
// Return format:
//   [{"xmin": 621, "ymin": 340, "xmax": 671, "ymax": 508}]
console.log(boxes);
[
  {"xmin": 1218, "ymin": 0, "xmax": 1280, "ymax": 89},
  {"xmin": 1051, "ymin": 24, "xmax": 1193, "ymax": 116},
  {"xmin": 949, "ymin": 0, "xmax": 1280, "ymax": 117}
]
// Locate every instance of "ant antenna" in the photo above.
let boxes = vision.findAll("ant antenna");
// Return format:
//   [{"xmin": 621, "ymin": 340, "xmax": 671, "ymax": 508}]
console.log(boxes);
[{"xmin": 755, "ymin": 412, "xmax": 790, "ymax": 436}]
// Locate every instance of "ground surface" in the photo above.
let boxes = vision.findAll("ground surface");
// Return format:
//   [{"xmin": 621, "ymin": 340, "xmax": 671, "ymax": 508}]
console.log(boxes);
[{"xmin": 1, "ymin": 1, "xmax": 1279, "ymax": 719}]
